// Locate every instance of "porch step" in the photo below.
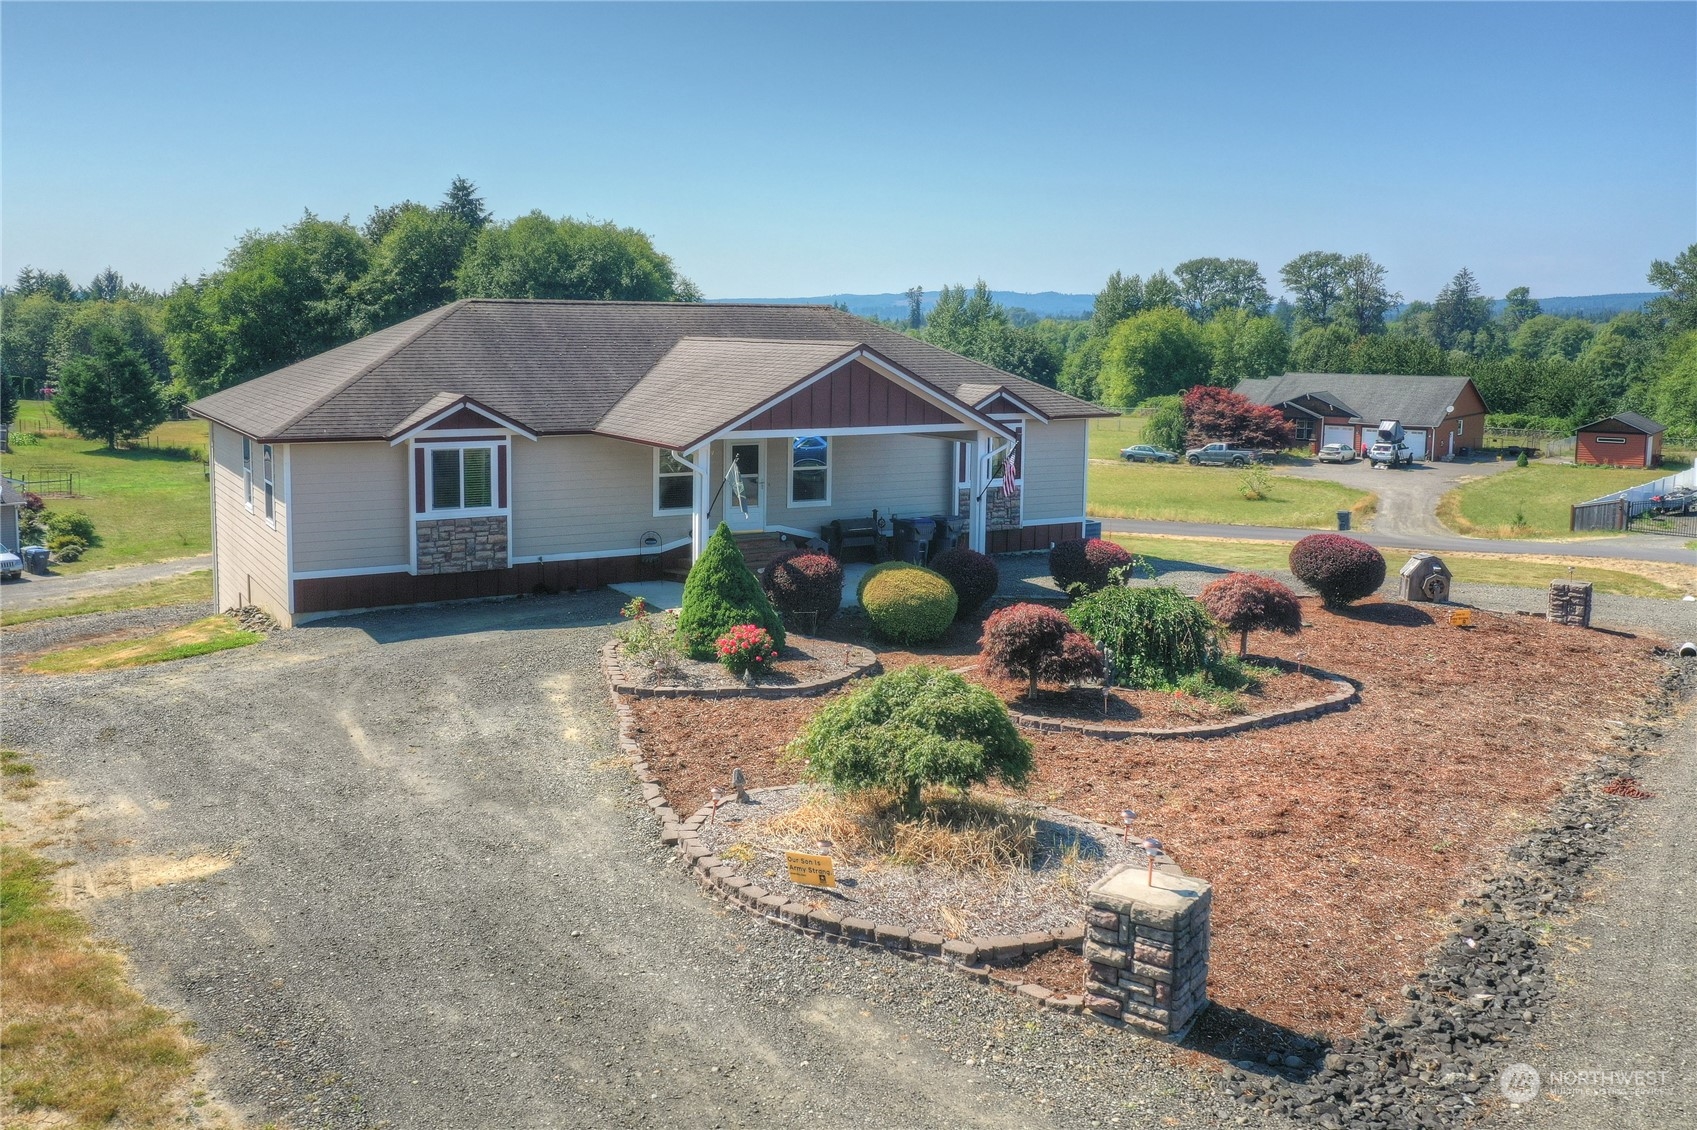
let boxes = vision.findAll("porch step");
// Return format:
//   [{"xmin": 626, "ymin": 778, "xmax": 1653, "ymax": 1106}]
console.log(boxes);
[{"xmin": 733, "ymin": 533, "xmax": 797, "ymax": 575}]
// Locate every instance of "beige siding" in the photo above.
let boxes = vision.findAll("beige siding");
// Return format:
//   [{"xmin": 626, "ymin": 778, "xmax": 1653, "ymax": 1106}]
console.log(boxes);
[
  {"xmin": 210, "ymin": 422, "xmax": 291, "ymax": 625},
  {"xmin": 759, "ymin": 434, "xmax": 953, "ymax": 535},
  {"xmin": 290, "ymin": 442, "xmax": 410, "ymax": 572},
  {"xmin": 512, "ymin": 435, "xmax": 692, "ymax": 558},
  {"xmin": 1019, "ymin": 419, "xmax": 1088, "ymax": 522}
]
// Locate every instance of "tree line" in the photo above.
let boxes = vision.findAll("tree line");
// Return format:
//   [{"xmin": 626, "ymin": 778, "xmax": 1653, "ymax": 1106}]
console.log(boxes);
[
  {"xmin": 1, "ymin": 177, "xmax": 699, "ymax": 433},
  {"xmin": 900, "ymin": 246, "xmax": 1697, "ymax": 437}
]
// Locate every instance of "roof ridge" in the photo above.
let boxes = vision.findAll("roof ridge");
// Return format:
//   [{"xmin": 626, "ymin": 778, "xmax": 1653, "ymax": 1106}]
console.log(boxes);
[
  {"xmin": 278, "ymin": 302, "xmax": 469, "ymax": 435},
  {"xmin": 459, "ymin": 297, "xmax": 845, "ymax": 310}
]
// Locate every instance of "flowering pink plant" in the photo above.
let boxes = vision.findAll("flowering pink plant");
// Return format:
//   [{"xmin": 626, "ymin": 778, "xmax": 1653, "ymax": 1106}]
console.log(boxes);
[{"xmin": 715, "ymin": 623, "xmax": 779, "ymax": 678}]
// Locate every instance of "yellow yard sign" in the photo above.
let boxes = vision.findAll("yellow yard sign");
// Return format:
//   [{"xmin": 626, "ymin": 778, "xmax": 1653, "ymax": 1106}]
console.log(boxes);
[
  {"xmin": 785, "ymin": 850, "xmax": 837, "ymax": 889},
  {"xmin": 1450, "ymin": 609, "xmax": 1473, "ymax": 627}
]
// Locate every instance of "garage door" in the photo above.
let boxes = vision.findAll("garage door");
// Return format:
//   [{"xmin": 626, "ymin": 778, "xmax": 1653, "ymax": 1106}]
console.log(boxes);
[
  {"xmin": 1404, "ymin": 430, "xmax": 1427, "ymax": 459},
  {"xmin": 1323, "ymin": 425, "xmax": 1354, "ymax": 449}
]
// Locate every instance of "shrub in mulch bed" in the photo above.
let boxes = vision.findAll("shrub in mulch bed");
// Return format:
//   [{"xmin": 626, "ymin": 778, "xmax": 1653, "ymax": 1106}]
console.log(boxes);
[
  {"xmin": 929, "ymin": 547, "xmax": 999, "ymax": 621},
  {"xmin": 1066, "ymin": 584, "xmax": 1217, "ymax": 688},
  {"xmin": 1198, "ymin": 573, "xmax": 1303, "ymax": 658},
  {"xmin": 982, "ymin": 603, "xmax": 1101, "ymax": 700},
  {"xmin": 714, "ymin": 624, "xmax": 780, "ymax": 678},
  {"xmin": 678, "ymin": 522, "xmax": 785, "ymax": 659},
  {"xmin": 761, "ymin": 549, "xmax": 844, "ymax": 627},
  {"xmin": 1288, "ymin": 533, "xmax": 1387, "ymax": 608},
  {"xmin": 856, "ymin": 563, "xmax": 958, "ymax": 645},
  {"xmin": 1048, "ymin": 537, "xmax": 1133, "ymax": 595}
]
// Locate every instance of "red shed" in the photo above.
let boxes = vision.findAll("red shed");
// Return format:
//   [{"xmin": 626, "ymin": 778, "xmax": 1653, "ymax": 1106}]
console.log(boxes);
[{"xmin": 1575, "ymin": 411, "xmax": 1664, "ymax": 469}]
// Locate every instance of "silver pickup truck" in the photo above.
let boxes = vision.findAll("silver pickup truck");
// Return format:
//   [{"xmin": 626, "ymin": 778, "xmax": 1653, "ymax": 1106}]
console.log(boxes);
[{"xmin": 1184, "ymin": 442, "xmax": 1267, "ymax": 467}]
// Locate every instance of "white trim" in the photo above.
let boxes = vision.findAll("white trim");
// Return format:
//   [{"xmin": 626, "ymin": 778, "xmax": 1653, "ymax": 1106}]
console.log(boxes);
[
  {"xmin": 854, "ymin": 352, "xmax": 1020, "ymax": 439},
  {"xmin": 723, "ymin": 423, "xmax": 981, "ymax": 440},
  {"xmin": 654, "ymin": 447, "xmax": 696, "ymax": 517},
  {"xmin": 294, "ymin": 563, "xmax": 414, "ymax": 580},
  {"xmin": 242, "ymin": 436, "xmax": 254, "ymax": 512},
  {"xmin": 765, "ymin": 524, "xmax": 822, "ymax": 541},
  {"xmin": 407, "ymin": 441, "xmax": 418, "ymax": 575},
  {"xmin": 788, "ymin": 434, "xmax": 832, "ymax": 508},
  {"xmin": 262, "ymin": 444, "xmax": 276, "ymax": 529},
  {"xmin": 1022, "ymin": 514, "xmax": 1089, "ymax": 527},
  {"xmin": 282, "ymin": 444, "xmax": 295, "ymax": 614},
  {"xmin": 975, "ymin": 389, "xmax": 1051, "ymax": 422},
  {"xmin": 387, "ymin": 399, "xmax": 538, "ymax": 444},
  {"xmin": 423, "ymin": 441, "xmax": 505, "ymax": 518},
  {"xmin": 1592, "ymin": 435, "xmax": 1630, "ymax": 444},
  {"xmin": 209, "ymin": 427, "xmax": 220, "ymax": 609},
  {"xmin": 529, "ymin": 537, "xmax": 693, "ymax": 564}
]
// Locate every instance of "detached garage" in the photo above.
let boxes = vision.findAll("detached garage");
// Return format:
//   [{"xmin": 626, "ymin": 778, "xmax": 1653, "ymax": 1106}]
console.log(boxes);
[{"xmin": 1575, "ymin": 412, "xmax": 1664, "ymax": 469}]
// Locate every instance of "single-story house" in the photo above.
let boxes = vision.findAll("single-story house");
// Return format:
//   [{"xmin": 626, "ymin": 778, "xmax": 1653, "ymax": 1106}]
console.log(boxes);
[
  {"xmin": 1235, "ymin": 372, "xmax": 1488, "ymax": 460},
  {"xmin": 1574, "ymin": 411, "xmax": 1664, "ymax": 469},
  {"xmin": 188, "ymin": 299, "xmax": 1113, "ymax": 626}
]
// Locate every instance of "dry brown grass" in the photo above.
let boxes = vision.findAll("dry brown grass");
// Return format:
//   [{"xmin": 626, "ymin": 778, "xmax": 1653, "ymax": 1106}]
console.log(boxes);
[{"xmin": 765, "ymin": 789, "xmax": 1038, "ymax": 873}]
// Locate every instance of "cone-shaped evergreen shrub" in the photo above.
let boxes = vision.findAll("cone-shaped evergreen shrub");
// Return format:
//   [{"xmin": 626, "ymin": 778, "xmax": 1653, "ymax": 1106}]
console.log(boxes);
[
  {"xmin": 930, "ymin": 547, "xmax": 1000, "ymax": 621},
  {"xmin": 1288, "ymin": 534, "xmax": 1386, "ymax": 608},
  {"xmin": 678, "ymin": 523, "xmax": 786, "ymax": 659}
]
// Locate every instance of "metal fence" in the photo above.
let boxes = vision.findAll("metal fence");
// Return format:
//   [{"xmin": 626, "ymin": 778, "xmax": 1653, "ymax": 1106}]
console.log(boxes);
[
  {"xmin": 10, "ymin": 471, "xmax": 78, "ymax": 498},
  {"xmin": 1571, "ymin": 460, "xmax": 1697, "ymax": 534}
]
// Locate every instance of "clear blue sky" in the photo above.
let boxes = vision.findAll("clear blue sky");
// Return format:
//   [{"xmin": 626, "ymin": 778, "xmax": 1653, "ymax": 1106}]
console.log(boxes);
[{"xmin": 3, "ymin": 2, "xmax": 1693, "ymax": 303}]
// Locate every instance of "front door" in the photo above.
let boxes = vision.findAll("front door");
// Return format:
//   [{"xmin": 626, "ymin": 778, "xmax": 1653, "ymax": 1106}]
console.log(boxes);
[{"xmin": 724, "ymin": 442, "xmax": 764, "ymax": 531}]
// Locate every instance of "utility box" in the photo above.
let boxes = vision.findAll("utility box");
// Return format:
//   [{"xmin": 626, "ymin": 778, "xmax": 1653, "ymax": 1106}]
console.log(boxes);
[{"xmin": 1398, "ymin": 552, "xmax": 1452, "ymax": 602}]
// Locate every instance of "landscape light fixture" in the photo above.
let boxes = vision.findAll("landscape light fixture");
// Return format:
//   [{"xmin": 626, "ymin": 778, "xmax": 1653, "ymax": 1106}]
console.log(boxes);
[
  {"xmin": 1142, "ymin": 837, "xmax": 1163, "ymax": 885},
  {"xmin": 709, "ymin": 787, "xmax": 722, "ymax": 826},
  {"xmin": 1120, "ymin": 809, "xmax": 1136, "ymax": 845}
]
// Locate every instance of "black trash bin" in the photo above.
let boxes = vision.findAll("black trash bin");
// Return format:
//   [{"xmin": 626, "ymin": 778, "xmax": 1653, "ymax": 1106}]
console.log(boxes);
[
  {"xmin": 1336, "ymin": 511, "xmax": 1351, "ymax": 532},
  {"xmin": 21, "ymin": 546, "xmax": 50, "ymax": 575}
]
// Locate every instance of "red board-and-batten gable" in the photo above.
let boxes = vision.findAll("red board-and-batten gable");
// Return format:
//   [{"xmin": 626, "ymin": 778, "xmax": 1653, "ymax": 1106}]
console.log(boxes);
[{"xmin": 735, "ymin": 358, "xmax": 971, "ymax": 433}]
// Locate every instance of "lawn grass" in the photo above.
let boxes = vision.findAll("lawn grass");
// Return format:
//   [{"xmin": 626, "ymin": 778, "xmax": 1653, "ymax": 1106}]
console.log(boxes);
[
  {"xmin": 1437, "ymin": 462, "xmax": 1675, "ymax": 539},
  {"xmin": 1087, "ymin": 414, "xmax": 1149, "ymax": 461},
  {"xmin": 2, "ymin": 400, "xmax": 210, "ymax": 573},
  {"xmin": 0, "ymin": 802, "xmax": 203, "ymax": 1124},
  {"xmin": 1107, "ymin": 533, "xmax": 1693, "ymax": 601},
  {"xmin": 0, "ymin": 570, "xmax": 214, "ymax": 628},
  {"xmin": 1090, "ymin": 460, "xmax": 1376, "ymax": 529},
  {"xmin": 23, "ymin": 615, "xmax": 261, "ymax": 675}
]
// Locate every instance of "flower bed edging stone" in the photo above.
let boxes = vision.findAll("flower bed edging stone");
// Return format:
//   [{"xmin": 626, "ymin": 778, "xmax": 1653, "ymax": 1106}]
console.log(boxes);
[
  {"xmin": 959, "ymin": 657, "xmax": 1358, "ymax": 741},
  {"xmin": 602, "ymin": 639, "xmax": 879, "ymax": 699}
]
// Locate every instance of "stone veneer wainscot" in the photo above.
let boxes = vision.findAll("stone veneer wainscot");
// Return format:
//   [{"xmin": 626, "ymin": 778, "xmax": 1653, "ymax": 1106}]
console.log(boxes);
[{"xmin": 416, "ymin": 516, "xmax": 509, "ymax": 574}]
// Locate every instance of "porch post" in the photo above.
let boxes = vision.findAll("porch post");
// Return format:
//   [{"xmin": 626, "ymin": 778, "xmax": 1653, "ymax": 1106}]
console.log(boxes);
[
  {"xmin": 968, "ymin": 430, "xmax": 989, "ymax": 554},
  {"xmin": 691, "ymin": 442, "xmax": 713, "ymax": 559}
]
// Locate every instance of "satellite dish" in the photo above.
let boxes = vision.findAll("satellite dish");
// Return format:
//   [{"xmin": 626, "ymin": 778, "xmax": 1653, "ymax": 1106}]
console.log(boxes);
[{"xmin": 1446, "ymin": 405, "xmax": 1456, "ymax": 415}]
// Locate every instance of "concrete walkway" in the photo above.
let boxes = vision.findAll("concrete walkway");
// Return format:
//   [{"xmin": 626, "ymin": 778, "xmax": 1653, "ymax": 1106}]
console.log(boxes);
[
  {"xmin": 1096, "ymin": 518, "xmax": 1696, "ymax": 566},
  {"xmin": 0, "ymin": 554, "xmax": 213, "ymax": 612}
]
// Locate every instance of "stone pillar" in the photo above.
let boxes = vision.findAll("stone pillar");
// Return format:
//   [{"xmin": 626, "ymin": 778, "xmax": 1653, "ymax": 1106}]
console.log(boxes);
[
  {"xmin": 1082, "ymin": 862, "xmax": 1211, "ymax": 1038},
  {"xmin": 1548, "ymin": 580, "xmax": 1593, "ymax": 627}
]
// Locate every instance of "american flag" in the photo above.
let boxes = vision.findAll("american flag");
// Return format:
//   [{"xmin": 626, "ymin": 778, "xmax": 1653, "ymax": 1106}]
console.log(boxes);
[{"xmin": 1001, "ymin": 452, "xmax": 1018, "ymax": 498}]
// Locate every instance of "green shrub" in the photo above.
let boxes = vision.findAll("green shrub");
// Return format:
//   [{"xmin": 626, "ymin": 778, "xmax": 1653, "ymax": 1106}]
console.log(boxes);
[
  {"xmin": 49, "ymin": 536, "xmax": 87, "ymax": 562},
  {"xmin": 677, "ymin": 523, "xmax": 785, "ymax": 660},
  {"xmin": 45, "ymin": 511, "xmax": 96, "ymax": 543},
  {"xmin": 1068, "ymin": 584, "xmax": 1218, "ymax": 688},
  {"xmin": 790, "ymin": 665, "xmax": 1032, "ymax": 816},
  {"xmin": 858, "ymin": 563, "xmax": 958, "ymax": 644},
  {"xmin": 1516, "ymin": 450, "xmax": 1530, "ymax": 468}
]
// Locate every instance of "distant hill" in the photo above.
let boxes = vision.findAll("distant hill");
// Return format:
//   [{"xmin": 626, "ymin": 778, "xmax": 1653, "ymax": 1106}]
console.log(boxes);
[{"xmin": 716, "ymin": 289, "xmax": 1663, "ymax": 325}]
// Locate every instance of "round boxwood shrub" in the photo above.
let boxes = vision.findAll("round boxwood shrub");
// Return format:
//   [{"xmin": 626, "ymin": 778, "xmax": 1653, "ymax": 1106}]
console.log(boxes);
[
  {"xmin": 929, "ymin": 547, "xmax": 999, "ymax": 621},
  {"xmin": 677, "ymin": 522, "xmax": 786, "ymax": 659},
  {"xmin": 1288, "ymin": 533, "xmax": 1387, "ymax": 608},
  {"xmin": 762, "ymin": 548, "xmax": 844, "ymax": 627},
  {"xmin": 790, "ymin": 664, "xmax": 1032, "ymax": 816},
  {"xmin": 983, "ymin": 602, "xmax": 1103, "ymax": 699},
  {"xmin": 1067, "ymin": 584, "xmax": 1217, "ymax": 688},
  {"xmin": 1198, "ymin": 572, "xmax": 1303, "ymax": 656},
  {"xmin": 858, "ymin": 563, "xmax": 958, "ymax": 644},
  {"xmin": 1049, "ymin": 537, "xmax": 1134, "ymax": 594},
  {"xmin": 45, "ymin": 510, "xmax": 96, "ymax": 544}
]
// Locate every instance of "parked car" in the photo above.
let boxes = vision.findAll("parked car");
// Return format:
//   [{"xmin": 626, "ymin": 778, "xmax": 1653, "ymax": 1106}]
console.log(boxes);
[
  {"xmin": 1184, "ymin": 443, "xmax": 1268, "ymax": 467},
  {"xmin": 1119, "ymin": 444, "xmax": 1178, "ymax": 463},
  {"xmin": 1648, "ymin": 487, "xmax": 1697, "ymax": 516},
  {"xmin": 1368, "ymin": 441, "xmax": 1413, "ymax": 467},
  {"xmin": 1315, "ymin": 443, "xmax": 1357, "ymax": 464},
  {"xmin": 0, "ymin": 544, "xmax": 21, "ymax": 581}
]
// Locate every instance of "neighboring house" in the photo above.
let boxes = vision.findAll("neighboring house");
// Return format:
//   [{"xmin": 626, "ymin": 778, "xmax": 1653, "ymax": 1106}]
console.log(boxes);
[
  {"xmin": 0, "ymin": 480, "xmax": 22, "ymax": 549},
  {"xmin": 1574, "ymin": 411, "xmax": 1664, "ymax": 469},
  {"xmin": 1236, "ymin": 372, "xmax": 1488, "ymax": 460},
  {"xmin": 189, "ymin": 299, "xmax": 1112, "ymax": 626}
]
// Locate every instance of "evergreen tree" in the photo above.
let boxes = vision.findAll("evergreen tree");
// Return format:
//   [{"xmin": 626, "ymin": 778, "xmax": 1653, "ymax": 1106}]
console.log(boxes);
[
  {"xmin": 1430, "ymin": 268, "xmax": 1492, "ymax": 351},
  {"xmin": 441, "ymin": 176, "xmax": 492, "ymax": 230},
  {"xmin": 677, "ymin": 523, "xmax": 786, "ymax": 660},
  {"xmin": 52, "ymin": 326, "xmax": 167, "ymax": 449}
]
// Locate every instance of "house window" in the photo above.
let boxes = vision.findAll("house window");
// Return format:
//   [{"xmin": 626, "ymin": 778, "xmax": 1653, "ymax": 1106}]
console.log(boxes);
[
  {"xmin": 262, "ymin": 444, "xmax": 275, "ymax": 525},
  {"xmin": 990, "ymin": 421, "xmax": 1023, "ymax": 485},
  {"xmin": 1593, "ymin": 436, "xmax": 1628, "ymax": 444},
  {"xmin": 655, "ymin": 450, "xmax": 694, "ymax": 515},
  {"xmin": 242, "ymin": 437, "xmax": 254, "ymax": 511},
  {"xmin": 1291, "ymin": 418, "xmax": 1315, "ymax": 443},
  {"xmin": 428, "ymin": 445, "xmax": 496, "ymax": 513},
  {"xmin": 790, "ymin": 436, "xmax": 830, "ymax": 505}
]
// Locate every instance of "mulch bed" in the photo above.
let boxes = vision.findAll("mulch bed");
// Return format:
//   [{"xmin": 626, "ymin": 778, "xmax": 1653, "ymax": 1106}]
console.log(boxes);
[
  {"xmin": 617, "ymin": 632, "xmax": 861, "ymax": 690},
  {"xmin": 974, "ymin": 668, "xmax": 1341, "ymax": 727},
  {"xmin": 623, "ymin": 597, "xmax": 1668, "ymax": 1040}
]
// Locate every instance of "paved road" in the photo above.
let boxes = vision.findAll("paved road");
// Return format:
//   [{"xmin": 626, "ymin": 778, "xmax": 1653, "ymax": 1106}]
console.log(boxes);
[
  {"xmin": 0, "ymin": 553, "xmax": 212, "ymax": 611},
  {"xmin": 1500, "ymin": 698, "xmax": 1697, "ymax": 1129},
  {"xmin": 1097, "ymin": 518, "xmax": 1697, "ymax": 566},
  {"xmin": 3, "ymin": 594, "xmax": 1274, "ymax": 1130}
]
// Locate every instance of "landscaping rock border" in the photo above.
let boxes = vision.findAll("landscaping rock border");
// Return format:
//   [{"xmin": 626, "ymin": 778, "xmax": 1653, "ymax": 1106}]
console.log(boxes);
[
  {"xmin": 976, "ymin": 656, "xmax": 1358, "ymax": 741},
  {"xmin": 601, "ymin": 639, "xmax": 879, "ymax": 699},
  {"xmin": 1224, "ymin": 656, "xmax": 1694, "ymax": 1130}
]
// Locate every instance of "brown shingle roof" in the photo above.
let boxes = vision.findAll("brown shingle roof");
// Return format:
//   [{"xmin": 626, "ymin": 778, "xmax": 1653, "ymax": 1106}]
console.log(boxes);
[{"xmin": 188, "ymin": 299, "xmax": 1112, "ymax": 443}]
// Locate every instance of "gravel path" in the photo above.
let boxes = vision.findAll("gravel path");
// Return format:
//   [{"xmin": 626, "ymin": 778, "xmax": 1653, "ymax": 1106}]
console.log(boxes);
[
  {"xmin": 0, "ymin": 554, "xmax": 213, "ymax": 610},
  {"xmin": 1, "ymin": 600, "xmax": 210, "ymax": 661},
  {"xmin": 2, "ymin": 591, "xmax": 1285, "ymax": 1130}
]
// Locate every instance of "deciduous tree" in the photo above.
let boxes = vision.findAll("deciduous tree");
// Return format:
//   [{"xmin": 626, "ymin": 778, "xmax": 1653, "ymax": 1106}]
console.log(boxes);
[
  {"xmin": 1174, "ymin": 257, "xmax": 1271, "ymax": 321},
  {"xmin": 1280, "ymin": 251, "xmax": 1348, "ymax": 328},
  {"xmin": 455, "ymin": 211, "xmax": 699, "ymax": 303},
  {"xmin": 1647, "ymin": 244, "xmax": 1697, "ymax": 333},
  {"xmin": 1097, "ymin": 307, "xmax": 1210, "ymax": 407},
  {"xmin": 1180, "ymin": 385, "xmax": 1291, "ymax": 449}
]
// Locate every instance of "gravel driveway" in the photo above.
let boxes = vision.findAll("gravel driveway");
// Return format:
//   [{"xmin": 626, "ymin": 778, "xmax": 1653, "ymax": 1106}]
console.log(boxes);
[
  {"xmin": 1276, "ymin": 455, "xmax": 1511, "ymax": 541},
  {"xmin": 3, "ymin": 593, "xmax": 1281, "ymax": 1130}
]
